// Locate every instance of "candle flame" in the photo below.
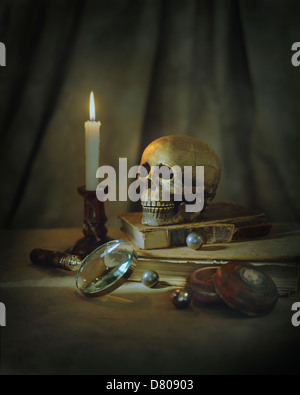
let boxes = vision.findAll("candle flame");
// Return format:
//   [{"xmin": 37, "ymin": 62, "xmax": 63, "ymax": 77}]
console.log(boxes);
[{"xmin": 89, "ymin": 91, "xmax": 95, "ymax": 121}]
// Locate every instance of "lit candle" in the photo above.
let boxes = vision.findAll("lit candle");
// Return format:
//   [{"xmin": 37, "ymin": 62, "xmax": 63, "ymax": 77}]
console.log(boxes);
[{"xmin": 85, "ymin": 91, "xmax": 101, "ymax": 191}]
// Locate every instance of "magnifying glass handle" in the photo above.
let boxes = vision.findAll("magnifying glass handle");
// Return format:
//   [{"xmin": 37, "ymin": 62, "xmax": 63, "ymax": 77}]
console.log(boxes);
[{"xmin": 30, "ymin": 248, "xmax": 82, "ymax": 271}]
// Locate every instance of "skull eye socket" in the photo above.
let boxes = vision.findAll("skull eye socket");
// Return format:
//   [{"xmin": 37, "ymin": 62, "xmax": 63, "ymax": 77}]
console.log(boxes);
[
  {"xmin": 158, "ymin": 164, "xmax": 174, "ymax": 180},
  {"xmin": 138, "ymin": 162, "xmax": 151, "ymax": 178}
]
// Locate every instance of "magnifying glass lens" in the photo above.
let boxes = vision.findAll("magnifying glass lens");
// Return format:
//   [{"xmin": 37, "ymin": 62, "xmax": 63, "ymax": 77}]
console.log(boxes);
[{"xmin": 76, "ymin": 240, "xmax": 137, "ymax": 297}]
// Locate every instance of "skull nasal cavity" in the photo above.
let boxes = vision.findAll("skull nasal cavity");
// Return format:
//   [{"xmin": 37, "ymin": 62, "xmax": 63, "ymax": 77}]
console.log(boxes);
[{"xmin": 158, "ymin": 164, "xmax": 174, "ymax": 180}]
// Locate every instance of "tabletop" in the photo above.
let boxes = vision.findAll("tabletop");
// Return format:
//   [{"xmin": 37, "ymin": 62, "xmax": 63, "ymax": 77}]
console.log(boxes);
[{"xmin": 0, "ymin": 227, "xmax": 299, "ymax": 375}]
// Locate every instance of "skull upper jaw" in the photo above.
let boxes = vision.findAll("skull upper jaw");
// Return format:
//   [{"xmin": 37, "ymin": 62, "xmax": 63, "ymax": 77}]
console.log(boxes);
[
  {"xmin": 141, "ymin": 199, "xmax": 203, "ymax": 226},
  {"xmin": 141, "ymin": 201, "xmax": 183, "ymax": 226}
]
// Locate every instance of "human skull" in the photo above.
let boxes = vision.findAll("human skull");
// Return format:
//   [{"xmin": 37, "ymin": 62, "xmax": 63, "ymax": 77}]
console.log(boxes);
[{"xmin": 139, "ymin": 135, "xmax": 221, "ymax": 226}]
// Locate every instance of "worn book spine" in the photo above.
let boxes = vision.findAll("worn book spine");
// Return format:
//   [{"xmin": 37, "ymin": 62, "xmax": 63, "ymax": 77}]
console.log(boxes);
[
  {"xmin": 120, "ymin": 219, "xmax": 235, "ymax": 249},
  {"xmin": 119, "ymin": 204, "xmax": 272, "ymax": 249},
  {"xmin": 232, "ymin": 222, "xmax": 272, "ymax": 240}
]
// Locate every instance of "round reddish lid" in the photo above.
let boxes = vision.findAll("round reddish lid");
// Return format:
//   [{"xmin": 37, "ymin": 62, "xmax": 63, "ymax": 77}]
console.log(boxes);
[
  {"xmin": 186, "ymin": 267, "xmax": 221, "ymax": 303},
  {"xmin": 214, "ymin": 261, "xmax": 278, "ymax": 316}
]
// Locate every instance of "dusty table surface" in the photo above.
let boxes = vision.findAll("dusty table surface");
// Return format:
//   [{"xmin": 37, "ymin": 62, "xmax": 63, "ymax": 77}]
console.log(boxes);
[{"xmin": 0, "ymin": 227, "xmax": 299, "ymax": 375}]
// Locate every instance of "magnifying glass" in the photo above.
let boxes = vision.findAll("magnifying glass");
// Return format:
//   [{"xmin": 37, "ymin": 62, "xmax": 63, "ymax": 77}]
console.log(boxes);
[{"xmin": 30, "ymin": 240, "xmax": 137, "ymax": 297}]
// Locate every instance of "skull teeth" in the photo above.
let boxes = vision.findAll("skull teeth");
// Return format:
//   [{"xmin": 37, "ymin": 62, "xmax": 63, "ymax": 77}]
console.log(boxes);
[
  {"xmin": 141, "ymin": 201, "xmax": 175, "ymax": 212},
  {"xmin": 142, "ymin": 206, "xmax": 175, "ymax": 213},
  {"xmin": 141, "ymin": 201, "xmax": 175, "ymax": 207}
]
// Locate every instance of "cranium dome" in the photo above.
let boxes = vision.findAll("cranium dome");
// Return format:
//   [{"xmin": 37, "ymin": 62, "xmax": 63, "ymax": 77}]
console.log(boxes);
[{"xmin": 139, "ymin": 135, "xmax": 221, "ymax": 226}]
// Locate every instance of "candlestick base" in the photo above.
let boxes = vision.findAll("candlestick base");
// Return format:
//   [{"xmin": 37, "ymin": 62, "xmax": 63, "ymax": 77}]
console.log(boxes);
[{"xmin": 67, "ymin": 186, "xmax": 110, "ymax": 259}]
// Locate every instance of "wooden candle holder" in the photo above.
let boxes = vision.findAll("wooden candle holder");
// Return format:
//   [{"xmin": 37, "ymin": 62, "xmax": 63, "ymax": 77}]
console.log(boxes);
[{"xmin": 68, "ymin": 186, "xmax": 109, "ymax": 259}]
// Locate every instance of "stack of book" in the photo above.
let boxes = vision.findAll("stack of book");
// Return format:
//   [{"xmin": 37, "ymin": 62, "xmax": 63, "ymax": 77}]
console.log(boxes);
[{"xmin": 119, "ymin": 202, "xmax": 300, "ymax": 295}]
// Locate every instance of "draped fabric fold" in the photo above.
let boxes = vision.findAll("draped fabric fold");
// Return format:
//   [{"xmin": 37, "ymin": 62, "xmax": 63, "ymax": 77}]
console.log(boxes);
[{"xmin": 0, "ymin": 0, "xmax": 299, "ymax": 229}]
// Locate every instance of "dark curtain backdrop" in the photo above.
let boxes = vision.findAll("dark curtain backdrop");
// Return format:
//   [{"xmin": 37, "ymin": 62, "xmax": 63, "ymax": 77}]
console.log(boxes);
[{"xmin": 0, "ymin": 0, "xmax": 299, "ymax": 229}]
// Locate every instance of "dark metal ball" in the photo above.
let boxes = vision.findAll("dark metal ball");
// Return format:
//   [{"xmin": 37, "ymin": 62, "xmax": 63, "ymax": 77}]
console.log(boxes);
[
  {"xmin": 186, "ymin": 232, "xmax": 204, "ymax": 250},
  {"xmin": 141, "ymin": 270, "xmax": 159, "ymax": 288},
  {"xmin": 171, "ymin": 288, "xmax": 192, "ymax": 308}
]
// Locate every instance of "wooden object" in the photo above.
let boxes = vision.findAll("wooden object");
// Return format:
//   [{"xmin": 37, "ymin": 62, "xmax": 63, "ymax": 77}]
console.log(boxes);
[
  {"xmin": 119, "ymin": 201, "xmax": 271, "ymax": 249},
  {"xmin": 186, "ymin": 267, "xmax": 221, "ymax": 303},
  {"xmin": 68, "ymin": 186, "xmax": 109, "ymax": 259},
  {"xmin": 30, "ymin": 248, "xmax": 81, "ymax": 271},
  {"xmin": 214, "ymin": 262, "xmax": 278, "ymax": 316}
]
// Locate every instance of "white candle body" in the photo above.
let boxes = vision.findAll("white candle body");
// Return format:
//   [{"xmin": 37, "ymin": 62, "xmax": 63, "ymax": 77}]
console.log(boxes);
[{"xmin": 85, "ymin": 120, "xmax": 101, "ymax": 190}]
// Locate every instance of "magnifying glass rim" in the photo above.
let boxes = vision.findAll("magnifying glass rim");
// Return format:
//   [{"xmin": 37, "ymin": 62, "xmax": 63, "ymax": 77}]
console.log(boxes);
[{"xmin": 75, "ymin": 239, "xmax": 137, "ymax": 297}]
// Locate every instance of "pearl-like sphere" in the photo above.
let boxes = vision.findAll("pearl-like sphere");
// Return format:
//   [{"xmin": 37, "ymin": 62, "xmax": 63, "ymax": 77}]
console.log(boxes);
[
  {"xmin": 171, "ymin": 288, "xmax": 192, "ymax": 308},
  {"xmin": 141, "ymin": 270, "xmax": 159, "ymax": 288},
  {"xmin": 186, "ymin": 232, "xmax": 204, "ymax": 250}
]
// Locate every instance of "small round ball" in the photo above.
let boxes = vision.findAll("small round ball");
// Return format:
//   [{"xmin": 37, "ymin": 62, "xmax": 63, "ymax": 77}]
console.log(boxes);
[
  {"xmin": 186, "ymin": 232, "xmax": 204, "ymax": 250},
  {"xmin": 171, "ymin": 288, "xmax": 192, "ymax": 309},
  {"xmin": 141, "ymin": 270, "xmax": 159, "ymax": 288}
]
